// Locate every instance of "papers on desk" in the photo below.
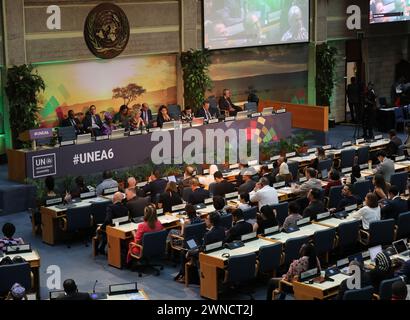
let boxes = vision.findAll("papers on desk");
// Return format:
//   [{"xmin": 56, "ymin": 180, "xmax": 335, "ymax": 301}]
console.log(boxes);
[
  {"xmin": 306, "ymin": 273, "xmax": 351, "ymax": 290},
  {"xmin": 206, "ymin": 238, "xmax": 272, "ymax": 260},
  {"xmin": 158, "ymin": 215, "xmax": 179, "ymax": 224},
  {"xmin": 277, "ymin": 187, "xmax": 293, "ymax": 195}
]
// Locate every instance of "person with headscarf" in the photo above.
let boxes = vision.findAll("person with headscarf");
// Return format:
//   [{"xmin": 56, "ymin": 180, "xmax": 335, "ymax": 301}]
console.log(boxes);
[
  {"xmin": 101, "ymin": 112, "xmax": 117, "ymax": 136},
  {"xmin": 369, "ymin": 251, "xmax": 395, "ymax": 291},
  {"xmin": 6, "ymin": 283, "xmax": 27, "ymax": 300}
]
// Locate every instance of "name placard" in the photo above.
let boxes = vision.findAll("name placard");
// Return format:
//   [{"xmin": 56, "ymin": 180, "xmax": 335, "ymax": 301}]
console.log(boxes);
[{"xmin": 96, "ymin": 135, "xmax": 109, "ymax": 141}]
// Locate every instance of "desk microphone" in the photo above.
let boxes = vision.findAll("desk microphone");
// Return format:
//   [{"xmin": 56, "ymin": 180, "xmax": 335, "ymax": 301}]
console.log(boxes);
[{"xmin": 93, "ymin": 280, "xmax": 98, "ymax": 294}]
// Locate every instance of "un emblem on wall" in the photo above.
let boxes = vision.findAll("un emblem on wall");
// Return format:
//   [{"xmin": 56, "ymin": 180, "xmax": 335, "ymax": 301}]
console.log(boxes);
[{"xmin": 84, "ymin": 3, "xmax": 130, "ymax": 59}]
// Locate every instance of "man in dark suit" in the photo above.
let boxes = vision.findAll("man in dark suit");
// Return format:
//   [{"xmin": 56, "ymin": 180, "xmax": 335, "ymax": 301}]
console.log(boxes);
[
  {"xmin": 212, "ymin": 171, "xmax": 236, "ymax": 197},
  {"xmin": 204, "ymin": 212, "xmax": 226, "ymax": 245},
  {"xmin": 188, "ymin": 178, "xmax": 210, "ymax": 205},
  {"xmin": 57, "ymin": 279, "xmax": 91, "ymax": 300},
  {"xmin": 142, "ymin": 169, "xmax": 167, "ymax": 202},
  {"xmin": 335, "ymin": 184, "xmax": 359, "ymax": 211},
  {"xmin": 225, "ymin": 209, "xmax": 253, "ymax": 243},
  {"xmin": 196, "ymin": 100, "xmax": 214, "ymax": 121},
  {"xmin": 62, "ymin": 110, "xmax": 82, "ymax": 134},
  {"xmin": 97, "ymin": 192, "xmax": 129, "ymax": 254},
  {"xmin": 82, "ymin": 105, "xmax": 103, "ymax": 136},
  {"xmin": 125, "ymin": 188, "xmax": 150, "ymax": 219},
  {"xmin": 141, "ymin": 103, "xmax": 153, "ymax": 127},
  {"xmin": 381, "ymin": 185, "xmax": 408, "ymax": 221},
  {"xmin": 302, "ymin": 188, "xmax": 326, "ymax": 221},
  {"xmin": 386, "ymin": 129, "xmax": 403, "ymax": 157},
  {"xmin": 218, "ymin": 89, "xmax": 242, "ymax": 116}
]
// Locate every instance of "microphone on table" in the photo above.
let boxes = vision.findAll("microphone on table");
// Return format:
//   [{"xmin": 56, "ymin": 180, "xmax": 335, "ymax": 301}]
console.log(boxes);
[{"xmin": 93, "ymin": 280, "xmax": 98, "ymax": 294}]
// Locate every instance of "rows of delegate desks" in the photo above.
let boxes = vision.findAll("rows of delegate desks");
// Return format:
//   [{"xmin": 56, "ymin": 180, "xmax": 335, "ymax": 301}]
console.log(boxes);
[
  {"xmin": 200, "ymin": 213, "xmax": 410, "ymax": 300},
  {"xmin": 38, "ymin": 138, "xmax": 410, "ymax": 299}
]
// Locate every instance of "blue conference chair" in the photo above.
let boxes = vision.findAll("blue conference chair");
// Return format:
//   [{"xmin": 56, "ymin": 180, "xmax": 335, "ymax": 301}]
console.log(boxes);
[
  {"xmin": 337, "ymin": 220, "xmax": 360, "ymax": 254},
  {"xmin": 377, "ymin": 277, "xmax": 404, "ymax": 300},
  {"xmin": 272, "ymin": 202, "xmax": 289, "ymax": 227},
  {"xmin": 390, "ymin": 171, "xmax": 408, "ymax": 194},
  {"xmin": 220, "ymin": 214, "xmax": 233, "ymax": 230},
  {"xmin": 394, "ymin": 107, "xmax": 410, "ymax": 131},
  {"xmin": 0, "ymin": 262, "xmax": 32, "ymax": 297},
  {"xmin": 243, "ymin": 207, "xmax": 257, "ymax": 221},
  {"xmin": 91, "ymin": 201, "xmax": 110, "ymax": 225},
  {"xmin": 396, "ymin": 211, "xmax": 410, "ymax": 240},
  {"xmin": 183, "ymin": 222, "xmax": 207, "ymax": 248},
  {"xmin": 343, "ymin": 286, "xmax": 374, "ymax": 300},
  {"xmin": 258, "ymin": 243, "xmax": 282, "ymax": 277},
  {"xmin": 283, "ymin": 236, "xmax": 309, "ymax": 268},
  {"xmin": 340, "ymin": 149, "xmax": 356, "ymax": 169},
  {"xmin": 168, "ymin": 104, "xmax": 181, "ymax": 120},
  {"xmin": 287, "ymin": 161, "xmax": 299, "ymax": 182},
  {"xmin": 317, "ymin": 158, "xmax": 333, "ymax": 173},
  {"xmin": 223, "ymin": 252, "xmax": 257, "ymax": 299},
  {"xmin": 357, "ymin": 146, "xmax": 370, "ymax": 165},
  {"xmin": 61, "ymin": 206, "xmax": 93, "ymax": 248},
  {"xmin": 360, "ymin": 219, "xmax": 395, "ymax": 247},
  {"xmin": 313, "ymin": 228, "xmax": 336, "ymax": 264},
  {"xmin": 353, "ymin": 180, "xmax": 373, "ymax": 202},
  {"xmin": 327, "ymin": 185, "xmax": 344, "ymax": 209},
  {"xmin": 129, "ymin": 229, "xmax": 168, "ymax": 277}
]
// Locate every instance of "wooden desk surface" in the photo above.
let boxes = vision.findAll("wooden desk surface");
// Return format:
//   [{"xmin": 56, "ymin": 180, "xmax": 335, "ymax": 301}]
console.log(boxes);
[
  {"xmin": 314, "ymin": 216, "xmax": 355, "ymax": 228},
  {"xmin": 105, "ymin": 289, "xmax": 149, "ymax": 300},
  {"xmin": 43, "ymin": 197, "xmax": 110, "ymax": 214},
  {"xmin": 264, "ymin": 223, "xmax": 331, "ymax": 243},
  {"xmin": 5, "ymin": 250, "xmax": 41, "ymax": 268},
  {"xmin": 203, "ymin": 238, "xmax": 273, "ymax": 262}
]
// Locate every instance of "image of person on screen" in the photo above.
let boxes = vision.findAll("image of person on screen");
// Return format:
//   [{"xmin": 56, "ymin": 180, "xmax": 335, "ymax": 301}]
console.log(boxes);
[{"xmin": 281, "ymin": 5, "xmax": 308, "ymax": 42}]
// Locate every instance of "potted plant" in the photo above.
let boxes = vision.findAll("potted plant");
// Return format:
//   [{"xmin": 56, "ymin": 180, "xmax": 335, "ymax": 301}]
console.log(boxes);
[
  {"xmin": 316, "ymin": 43, "xmax": 338, "ymax": 108},
  {"xmin": 5, "ymin": 64, "xmax": 45, "ymax": 149},
  {"xmin": 180, "ymin": 49, "xmax": 213, "ymax": 112}
]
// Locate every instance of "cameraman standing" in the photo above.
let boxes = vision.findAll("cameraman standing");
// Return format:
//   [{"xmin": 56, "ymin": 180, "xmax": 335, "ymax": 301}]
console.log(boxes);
[{"xmin": 362, "ymin": 82, "xmax": 377, "ymax": 139}]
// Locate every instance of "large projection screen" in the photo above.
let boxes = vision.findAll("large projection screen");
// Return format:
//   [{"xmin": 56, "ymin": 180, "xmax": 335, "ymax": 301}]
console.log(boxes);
[
  {"xmin": 370, "ymin": 0, "xmax": 410, "ymax": 24},
  {"xmin": 203, "ymin": 0, "xmax": 310, "ymax": 50}
]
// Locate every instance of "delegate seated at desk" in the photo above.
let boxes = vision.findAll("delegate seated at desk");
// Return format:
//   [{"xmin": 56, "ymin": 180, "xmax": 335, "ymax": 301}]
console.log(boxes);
[
  {"xmin": 143, "ymin": 170, "xmax": 167, "ymax": 202},
  {"xmin": 292, "ymin": 168, "xmax": 322, "ymax": 196},
  {"xmin": 333, "ymin": 185, "xmax": 359, "ymax": 212},
  {"xmin": 350, "ymin": 193, "xmax": 380, "ymax": 230},
  {"xmin": 56, "ymin": 279, "xmax": 91, "ymax": 301},
  {"xmin": 188, "ymin": 178, "xmax": 210, "ymax": 205},
  {"xmin": 156, "ymin": 105, "xmax": 172, "ymax": 128},
  {"xmin": 225, "ymin": 209, "xmax": 253, "ymax": 243},
  {"xmin": 373, "ymin": 151, "xmax": 395, "ymax": 183},
  {"xmin": 303, "ymin": 189, "xmax": 326, "ymax": 221},
  {"xmin": 61, "ymin": 109, "xmax": 83, "ymax": 134},
  {"xmin": 218, "ymin": 89, "xmax": 242, "ymax": 116},
  {"xmin": 96, "ymin": 170, "xmax": 119, "ymax": 196},
  {"xmin": 0, "ymin": 223, "xmax": 24, "ymax": 253},
  {"xmin": 211, "ymin": 171, "xmax": 236, "ymax": 197},
  {"xmin": 97, "ymin": 192, "xmax": 129, "ymax": 255},
  {"xmin": 381, "ymin": 185, "xmax": 408, "ymax": 221},
  {"xmin": 266, "ymin": 243, "xmax": 321, "ymax": 300},
  {"xmin": 125, "ymin": 188, "xmax": 149, "ymax": 218},
  {"xmin": 82, "ymin": 105, "xmax": 103, "ymax": 136},
  {"xmin": 158, "ymin": 181, "xmax": 183, "ymax": 213},
  {"xmin": 249, "ymin": 177, "xmax": 279, "ymax": 210},
  {"xmin": 127, "ymin": 205, "xmax": 164, "ymax": 263}
]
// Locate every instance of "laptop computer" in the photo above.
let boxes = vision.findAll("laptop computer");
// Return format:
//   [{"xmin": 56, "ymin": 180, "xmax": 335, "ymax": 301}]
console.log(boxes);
[
  {"xmin": 393, "ymin": 239, "xmax": 410, "ymax": 257},
  {"xmin": 49, "ymin": 290, "xmax": 66, "ymax": 300},
  {"xmin": 186, "ymin": 239, "xmax": 199, "ymax": 250},
  {"xmin": 321, "ymin": 169, "xmax": 328, "ymax": 180}
]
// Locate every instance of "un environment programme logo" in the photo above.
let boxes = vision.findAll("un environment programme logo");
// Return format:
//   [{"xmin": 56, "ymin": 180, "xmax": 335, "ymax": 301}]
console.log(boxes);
[
  {"xmin": 84, "ymin": 3, "xmax": 130, "ymax": 59},
  {"xmin": 150, "ymin": 118, "xmax": 274, "ymax": 165}
]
